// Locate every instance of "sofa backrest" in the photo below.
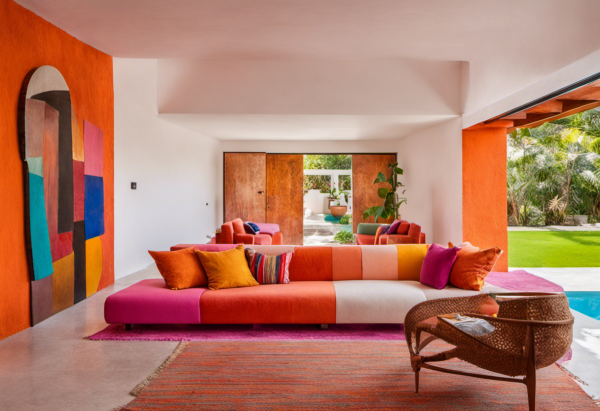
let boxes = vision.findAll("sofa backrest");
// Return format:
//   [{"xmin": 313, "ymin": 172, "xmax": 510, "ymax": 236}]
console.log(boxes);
[{"xmin": 171, "ymin": 244, "xmax": 430, "ymax": 282}]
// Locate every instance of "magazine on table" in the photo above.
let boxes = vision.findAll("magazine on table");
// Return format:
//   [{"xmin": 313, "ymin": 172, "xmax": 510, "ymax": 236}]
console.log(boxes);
[{"xmin": 438, "ymin": 313, "xmax": 496, "ymax": 336}]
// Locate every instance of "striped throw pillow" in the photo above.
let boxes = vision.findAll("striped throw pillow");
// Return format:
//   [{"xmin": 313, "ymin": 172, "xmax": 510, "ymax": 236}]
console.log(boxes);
[{"xmin": 244, "ymin": 248, "xmax": 293, "ymax": 284}]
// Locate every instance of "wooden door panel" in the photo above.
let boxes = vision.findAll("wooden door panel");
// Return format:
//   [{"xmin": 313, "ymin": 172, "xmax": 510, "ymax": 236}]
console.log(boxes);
[
  {"xmin": 266, "ymin": 154, "xmax": 304, "ymax": 245},
  {"xmin": 224, "ymin": 152, "xmax": 266, "ymax": 223},
  {"xmin": 352, "ymin": 154, "xmax": 397, "ymax": 233}
]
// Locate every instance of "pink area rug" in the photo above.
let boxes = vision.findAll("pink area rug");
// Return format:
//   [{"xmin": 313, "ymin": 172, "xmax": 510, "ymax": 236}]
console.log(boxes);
[
  {"xmin": 486, "ymin": 270, "xmax": 565, "ymax": 292},
  {"xmin": 87, "ymin": 323, "xmax": 405, "ymax": 342}
]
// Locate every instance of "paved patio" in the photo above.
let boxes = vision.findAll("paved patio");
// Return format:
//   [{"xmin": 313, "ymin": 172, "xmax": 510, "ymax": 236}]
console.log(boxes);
[{"xmin": 303, "ymin": 213, "xmax": 352, "ymax": 245}]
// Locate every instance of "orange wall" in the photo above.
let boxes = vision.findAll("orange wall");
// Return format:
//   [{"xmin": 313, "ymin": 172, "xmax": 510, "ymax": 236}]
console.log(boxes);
[
  {"xmin": 0, "ymin": 0, "xmax": 114, "ymax": 340},
  {"xmin": 463, "ymin": 125, "xmax": 508, "ymax": 272}
]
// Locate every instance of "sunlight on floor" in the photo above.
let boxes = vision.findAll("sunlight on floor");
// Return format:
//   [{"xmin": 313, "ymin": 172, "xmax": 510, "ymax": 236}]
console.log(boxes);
[{"xmin": 303, "ymin": 213, "xmax": 352, "ymax": 245}]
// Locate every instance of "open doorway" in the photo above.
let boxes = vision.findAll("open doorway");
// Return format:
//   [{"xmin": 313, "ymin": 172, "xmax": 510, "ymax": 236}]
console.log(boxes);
[
  {"xmin": 302, "ymin": 155, "xmax": 353, "ymax": 245},
  {"xmin": 223, "ymin": 152, "xmax": 396, "ymax": 246}
]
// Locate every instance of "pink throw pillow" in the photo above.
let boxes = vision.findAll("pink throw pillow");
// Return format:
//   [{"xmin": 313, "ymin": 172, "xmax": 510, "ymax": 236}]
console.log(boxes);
[
  {"xmin": 420, "ymin": 243, "xmax": 460, "ymax": 289},
  {"xmin": 388, "ymin": 220, "xmax": 402, "ymax": 234}
]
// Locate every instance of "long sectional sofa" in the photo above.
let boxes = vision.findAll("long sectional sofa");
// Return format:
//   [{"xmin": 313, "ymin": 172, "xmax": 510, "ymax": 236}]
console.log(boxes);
[{"xmin": 104, "ymin": 244, "xmax": 508, "ymax": 326}]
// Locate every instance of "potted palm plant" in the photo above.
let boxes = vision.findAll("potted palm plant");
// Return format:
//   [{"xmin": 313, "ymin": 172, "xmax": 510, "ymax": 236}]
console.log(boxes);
[{"xmin": 363, "ymin": 162, "xmax": 407, "ymax": 222}]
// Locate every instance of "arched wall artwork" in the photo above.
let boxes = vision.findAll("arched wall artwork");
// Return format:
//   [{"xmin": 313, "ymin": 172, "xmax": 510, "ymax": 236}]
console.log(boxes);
[{"xmin": 18, "ymin": 66, "xmax": 106, "ymax": 325}]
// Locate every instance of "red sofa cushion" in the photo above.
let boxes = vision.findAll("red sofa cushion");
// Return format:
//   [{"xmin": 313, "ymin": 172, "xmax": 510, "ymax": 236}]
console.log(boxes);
[
  {"xmin": 200, "ymin": 282, "xmax": 336, "ymax": 324},
  {"xmin": 288, "ymin": 246, "xmax": 333, "ymax": 281}
]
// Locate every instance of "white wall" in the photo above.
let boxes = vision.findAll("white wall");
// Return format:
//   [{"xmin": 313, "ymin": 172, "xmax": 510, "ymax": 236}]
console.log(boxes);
[
  {"xmin": 395, "ymin": 118, "xmax": 463, "ymax": 245},
  {"xmin": 114, "ymin": 58, "xmax": 221, "ymax": 279},
  {"xmin": 158, "ymin": 59, "xmax": 461, "ymax": 115}
]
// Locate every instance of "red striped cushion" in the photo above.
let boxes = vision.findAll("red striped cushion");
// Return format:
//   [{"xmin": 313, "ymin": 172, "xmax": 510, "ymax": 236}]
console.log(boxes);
[{"xmin": 245, "ymin": 249, "xmax": 293, "ymax": 284}]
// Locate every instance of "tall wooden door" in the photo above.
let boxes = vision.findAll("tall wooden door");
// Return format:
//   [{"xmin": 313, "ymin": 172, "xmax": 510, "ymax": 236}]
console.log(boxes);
[
  {"xmin": 266, "ymin": 154, "xmax": 304, "ymax": 245},
  {"xmin": 352, "ymin": 154, "xmax": 397, "ymax": 233},
  {"xmin": 223, "ymin": 152, "xmax": 266, "ymax": 223}
]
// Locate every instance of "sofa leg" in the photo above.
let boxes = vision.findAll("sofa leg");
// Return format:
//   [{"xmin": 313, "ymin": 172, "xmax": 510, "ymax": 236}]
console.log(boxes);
[
  {"xmin": 320, "ymin": 324, "xmax": 329, "ymax": 330},
  {"xmin": 125, "ymin": 324, "xmax": 131, "ymax": 331}
]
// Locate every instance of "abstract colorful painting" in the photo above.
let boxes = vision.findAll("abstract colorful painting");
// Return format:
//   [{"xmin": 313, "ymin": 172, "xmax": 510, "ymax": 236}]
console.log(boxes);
[{"xmin": 18, "ymin": 66, "xmax": 106, "ymax": 325}]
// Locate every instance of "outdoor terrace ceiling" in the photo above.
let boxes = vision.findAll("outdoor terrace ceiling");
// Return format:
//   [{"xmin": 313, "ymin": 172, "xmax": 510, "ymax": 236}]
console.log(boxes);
[{"xmin": 485, "ymin": 79, "xmax": 600, "ymax": 132}]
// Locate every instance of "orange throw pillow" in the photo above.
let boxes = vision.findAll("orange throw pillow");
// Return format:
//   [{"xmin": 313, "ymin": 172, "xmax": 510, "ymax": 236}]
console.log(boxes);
[
  {"xmin": 195, "ymin": 245, "xmax": 259, "ymax": 290},
  {"xmin": 148, "ymin": 247, "xmax": 208, "ymax": 290},
  {"xmin": 449, "ymin": 242, "xmax": 502, "ymax": 291}
]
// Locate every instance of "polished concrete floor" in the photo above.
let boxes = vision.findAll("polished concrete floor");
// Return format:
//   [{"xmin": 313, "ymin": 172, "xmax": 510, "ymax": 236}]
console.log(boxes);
[{"xmin": 0, "ymin": 265, "xmax": 177, "ymax": 411}]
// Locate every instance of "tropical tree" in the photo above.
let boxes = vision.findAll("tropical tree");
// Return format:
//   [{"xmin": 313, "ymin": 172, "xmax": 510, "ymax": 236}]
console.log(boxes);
[{"xmin": 507, "ymin": 107, "xmax": 600, "ymax": 225}]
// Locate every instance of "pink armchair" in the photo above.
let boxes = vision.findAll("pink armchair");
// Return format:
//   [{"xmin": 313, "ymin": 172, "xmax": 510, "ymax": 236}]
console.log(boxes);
[{"xmin": 215, "ymin": 218, "xmax": 283, "ymax": 245}]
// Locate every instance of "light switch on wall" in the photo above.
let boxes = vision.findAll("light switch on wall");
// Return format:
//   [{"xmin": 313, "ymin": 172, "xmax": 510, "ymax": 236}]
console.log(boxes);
[{"xmin": 131, "ymin": 182, "xmax": 137, "ymax": 190}]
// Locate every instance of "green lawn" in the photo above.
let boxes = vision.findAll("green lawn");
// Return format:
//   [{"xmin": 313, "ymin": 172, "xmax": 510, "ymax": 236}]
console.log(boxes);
[{"xmin": 508, "ymin": 231, "xmax": 600, "ymax": 267}]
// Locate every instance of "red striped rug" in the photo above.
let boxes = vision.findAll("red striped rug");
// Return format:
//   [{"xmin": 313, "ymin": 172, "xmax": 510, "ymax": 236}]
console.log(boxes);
[{"xmin": 121, "ymin": 340, "xmax": 595, "ymax": 410}]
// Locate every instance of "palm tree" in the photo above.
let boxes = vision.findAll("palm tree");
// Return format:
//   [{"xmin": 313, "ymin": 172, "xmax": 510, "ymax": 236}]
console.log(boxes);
[{"xmin": 507, "ymin": 107, "xmax": 600, "ymax": 225}]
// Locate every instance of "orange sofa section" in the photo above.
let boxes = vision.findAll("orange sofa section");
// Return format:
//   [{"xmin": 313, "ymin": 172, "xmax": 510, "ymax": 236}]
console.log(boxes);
[
  {"xmin": 200, "ymin": 282, "xmax": 336, "ymax": 324},
  {"xmin": 332, "ymin": 246, "xmax": 362, "ymax": 281}
]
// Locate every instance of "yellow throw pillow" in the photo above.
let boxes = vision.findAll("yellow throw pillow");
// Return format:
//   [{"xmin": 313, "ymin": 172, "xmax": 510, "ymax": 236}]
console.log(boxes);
[{"xmin": 195, "ymin": 245, "xmax": 259, "ymax": 290}]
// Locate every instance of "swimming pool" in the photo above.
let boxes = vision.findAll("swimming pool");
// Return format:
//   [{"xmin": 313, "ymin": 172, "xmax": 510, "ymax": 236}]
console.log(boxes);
[{"xmin": 565, "ymin": 291, "xmax": 600, "ymax": 320}]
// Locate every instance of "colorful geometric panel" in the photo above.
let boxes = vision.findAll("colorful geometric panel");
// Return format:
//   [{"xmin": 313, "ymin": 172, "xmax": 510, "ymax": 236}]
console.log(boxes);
[
  {"xmin": 73, "ymin": 160, "xmax": 85, "ymax": 222},
  {"xmin": 83, "ymin": 120, "xmax": 103, "ymax": 177},
  {"xmin": 28, "ymin": 173, "xmax": 53, "ymax": 281},
  {"xmin": 86, "ymin": 237, "xmax": 102, "ymax": 298},
  {"xmin": 26, "ymin": 157, "xmax": 43, "ymax": 177},
  {"xmin": 52, "ymin": 231, "xmax": 73, "ymax": 263},
  {"xmin": 71, "ymin": 105, "xmax": 84, "ymax": 161},
  {"xmin": 33, "ymin": 90, "xmax": 74, "ymax": 234},
  {"xmin": 43, "ymin": 102, "xmax": 59, "ymax": 248},
  {"xmin": 52, "ymin": 252, "xmax": 74, "ymax": 314},
  {"xmin": 73, "ymin": 221, "xmax": 87, "ymax": 304},
  {"xmin": 24, "ymin": 99, "xmax": 45, "ymax": 158},
  {"xmin": 31, "ymin": 275, "xmax": 53, "ymax": 326},
  {"xmin": 20, "ymin": 66, "xmax": 108, "ymax": 327},
  {"xmin": 84, "ymin": 175, "xmax": 104, "ymax": 239}
]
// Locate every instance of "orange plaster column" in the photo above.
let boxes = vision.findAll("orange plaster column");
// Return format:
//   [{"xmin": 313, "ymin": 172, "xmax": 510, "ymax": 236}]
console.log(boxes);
[{"xmin": 462, "ymin": 122, "xmax": 511, "ymax": 272}]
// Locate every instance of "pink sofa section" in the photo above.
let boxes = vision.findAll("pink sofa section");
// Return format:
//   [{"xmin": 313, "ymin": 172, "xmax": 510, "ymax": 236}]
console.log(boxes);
[{"xmin": 104, "ymin": 279, "xmax": 206, "ymax": 324}]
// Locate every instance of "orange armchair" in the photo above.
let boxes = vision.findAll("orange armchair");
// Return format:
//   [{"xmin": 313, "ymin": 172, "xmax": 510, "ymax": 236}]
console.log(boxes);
[
  {"xmin": 376, "ymin": 220, "xmax": 426, "ymax": 245},
  {"xmin": 216, "ymin": 218, "xmax": 283, "ymax": 245}
]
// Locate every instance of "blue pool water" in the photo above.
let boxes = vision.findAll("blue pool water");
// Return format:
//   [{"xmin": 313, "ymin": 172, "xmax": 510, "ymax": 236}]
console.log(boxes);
[{"xmin": 565, "ymin": 291, "xmax": 600, "ymax": 320}]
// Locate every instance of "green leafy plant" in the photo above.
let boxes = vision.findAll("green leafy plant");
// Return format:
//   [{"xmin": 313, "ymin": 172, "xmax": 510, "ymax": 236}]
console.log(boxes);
[
  {"xmin": 304, "ymin": 155, "xmax": 352, "ymax": 170},
  {"xmin": 362, "ymin": 162, "xmax": 407, "ymax": 222},
  {"xmin": 334, "ymin": 229, "xmax": 354, "ymax": 244},
  {"xmin": 303, "ymin": 174, "xmax": 331, "ymax": 193},
  {"xmin": 339, "ymin": 214, "xmax": 352, "ymax": 225},
  {"xmin": 329, "ymin": 187, "xmax": 349, "ymax": 205}
]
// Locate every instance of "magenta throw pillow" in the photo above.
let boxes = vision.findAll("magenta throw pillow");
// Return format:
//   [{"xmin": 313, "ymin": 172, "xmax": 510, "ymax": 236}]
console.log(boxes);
[
  {"xmin": 420, "ymin": 243, "xmax": 459, "ymax": 289},
  {"xmin": 388, "ymin": 220, "xmax": 401, "ymax": 234}
]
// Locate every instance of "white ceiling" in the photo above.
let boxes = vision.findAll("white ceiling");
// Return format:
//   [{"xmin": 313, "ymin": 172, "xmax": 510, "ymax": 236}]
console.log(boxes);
[
  {"xmin": 16, "ymin": 0, "xmax": 600, "ymax": 140},
  {"xmin": 159, "ymin": 114, "xmax": 456, "ymax": 140},
  {"xmin": 14, "ymin": 0, "xmax": 600, "ymax": 61}
]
